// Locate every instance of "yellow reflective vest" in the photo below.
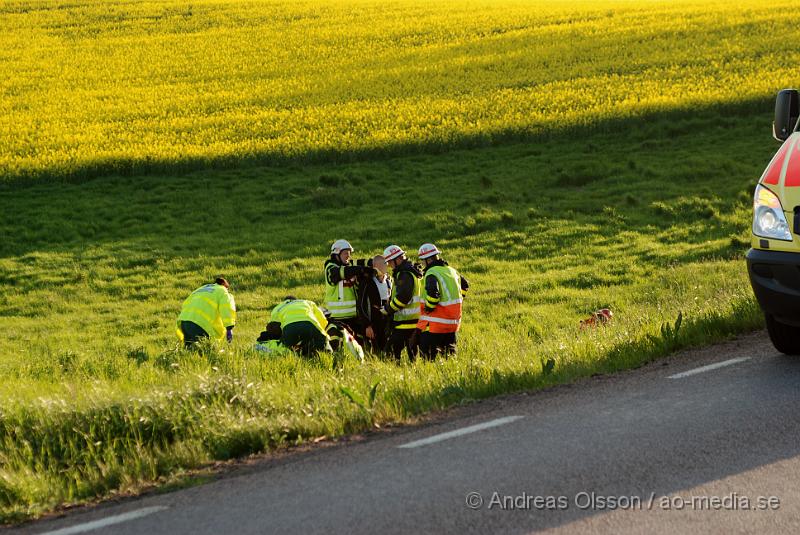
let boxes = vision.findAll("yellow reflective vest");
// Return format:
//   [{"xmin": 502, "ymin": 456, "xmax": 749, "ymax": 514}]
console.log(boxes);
[
  {"xmin": 324, "ymin": 259, "xmax": 358, "ymax": 319},
  {"xmin": 270, "ymin": 299, "xmax": 328, "ymax": 335},
  {"xmin": 176, "ymin": 283, "xmax": 236, "ymax": 341},
  {"xmin": 389, "ymin": 268, "xmax": 422, "ymax": 329}
]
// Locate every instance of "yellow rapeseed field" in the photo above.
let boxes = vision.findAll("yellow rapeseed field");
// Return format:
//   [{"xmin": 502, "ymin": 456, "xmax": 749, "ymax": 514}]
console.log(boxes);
[{"xmin": 1, "ymin": 0, "xmax": 799, "ymax": 181}]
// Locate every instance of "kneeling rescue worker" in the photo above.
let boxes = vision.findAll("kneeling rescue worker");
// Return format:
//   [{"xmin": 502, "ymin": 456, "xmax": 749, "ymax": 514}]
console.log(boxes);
[
  {"xmin": 382, "ymin": 244, "xmax": 423, "ymax": 361},
  {"xmin": 266, "ymin": 296, "xmax": 332, "ymax": 356},
  {"xmin": 417, "ymin": 244, "xmax": 469, "ymax": 359},
  {"xmin": 176, "ymin": 277, "xmax": 236, "ymax": 348}
]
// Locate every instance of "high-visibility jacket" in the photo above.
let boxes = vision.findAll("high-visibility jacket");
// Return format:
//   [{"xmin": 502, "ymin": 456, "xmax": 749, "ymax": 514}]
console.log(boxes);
[
  {"xmin": 418, "ymin": 265, "xmax": 463, "ymax": 333},
  {"xmin": 388, "ymin": 264, "xmax": 422, "ymax": 330},
  {"xmin": 176, "ymin": 283, "xmax": 236, "ymax": 341},
  {"xmin": 270, "ymin": 299, "xmax": 328, "ymax": 336},
  {"xmin": 324, "ymin": 259, "xmax": 358, "ymax": 319}
]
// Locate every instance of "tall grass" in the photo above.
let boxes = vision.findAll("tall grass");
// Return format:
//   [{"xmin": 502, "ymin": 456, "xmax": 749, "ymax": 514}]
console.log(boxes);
[{"xmin": 0, "ymin": 294, "xmax": 762, "ymax": 522}]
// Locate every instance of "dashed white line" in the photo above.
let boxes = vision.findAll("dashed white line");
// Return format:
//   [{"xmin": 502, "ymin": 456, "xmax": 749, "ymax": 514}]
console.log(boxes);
[
  {"xmin": 37, "ymin": 506, "xmax": 168, "ymax": 535},
  {"xmin": 397, "ymin": 415, "xmax": 524, "ymax": 449},
  {"xmin": 668, "ymin": 357, "xmax": 751, "ymax": 379}
]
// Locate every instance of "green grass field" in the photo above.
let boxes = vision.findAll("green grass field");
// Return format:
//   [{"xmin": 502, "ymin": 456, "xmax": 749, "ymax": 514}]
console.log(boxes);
[{"xmin": 0, "ymin": 0, "xmax": 786, "ymax": 523}]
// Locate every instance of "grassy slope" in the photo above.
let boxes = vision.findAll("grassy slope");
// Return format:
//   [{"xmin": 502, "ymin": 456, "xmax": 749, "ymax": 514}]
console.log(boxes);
[{"xmin": 0, "ymin": 98, "xmax": 775, "ymax": 520}]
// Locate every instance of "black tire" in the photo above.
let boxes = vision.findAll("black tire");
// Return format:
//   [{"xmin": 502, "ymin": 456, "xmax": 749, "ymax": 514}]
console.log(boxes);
[{"xmin": 765, "ymin": 313, "xmax": 800, "ymax": 355}]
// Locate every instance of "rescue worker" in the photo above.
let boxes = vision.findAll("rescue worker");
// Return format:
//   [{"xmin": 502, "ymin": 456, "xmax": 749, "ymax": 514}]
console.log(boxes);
[
  {"xmin": 416, "ymin": 244, "xmax": 469, "ymax": 359},
  {"xmin": 356, "ymin": 255, "xmax": 392, "ymax": 353},
  {"xmin": 176, "ymin": 277, "xmax": 236, "ymax": 348},
  {"xmin": 382, "ymin": 245, "xmax": 423, "ymax": 361},
  {"xmin": 265, "ymin": 296, "xmax": 332, "ymax": 356},
  {"xmin": 324, "ymin": 240, "xmax": 373, "ymax": 339}
]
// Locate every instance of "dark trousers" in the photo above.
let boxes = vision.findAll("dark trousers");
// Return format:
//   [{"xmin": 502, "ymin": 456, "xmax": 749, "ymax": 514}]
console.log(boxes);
[
  {"xmin": 388, "ymin": 327, "xmax": 418, "ymax": 361},
  {"xmin": 281, "ymin": 321, "xmax": 331, "ymax": 356},
  {"xmin": 181, "ymin": 321, "xmax": 209, "ymax": 348},
  {"xmin": 366, "ymin": 314, "xmax": 389, "ymax": 354},
  {"xmin": 419, "ymin": 331, "xmax": 457, "ymax": 360}
]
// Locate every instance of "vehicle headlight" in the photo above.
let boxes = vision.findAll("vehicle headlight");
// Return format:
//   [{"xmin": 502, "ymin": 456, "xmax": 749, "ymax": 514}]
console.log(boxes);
[{"xmin": 753, "ymin": 184, "xmax": 792, "ymax": 241}]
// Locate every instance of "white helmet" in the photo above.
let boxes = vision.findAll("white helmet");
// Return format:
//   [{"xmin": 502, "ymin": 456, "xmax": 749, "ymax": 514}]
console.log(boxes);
[
  {"xmin": 418, "ymin": 243, "xmax": 441, "ymax": 260},
  {"xmin": 383, "ymin": 244, "xmax": 405, "ymax": 262},
  {"xmin": 331, "ymin": 239, "xmax": 353, "ymax": 255}
]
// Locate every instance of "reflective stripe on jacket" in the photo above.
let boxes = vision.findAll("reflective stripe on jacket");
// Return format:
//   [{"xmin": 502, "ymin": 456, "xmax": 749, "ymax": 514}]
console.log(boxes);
[
  {"xmin": 389, "ymin": 265, "xmax": 422, "ymax": 329},
  {"xmin": 324, "ymin": 259, "xmax": 358, "ymax": 318},
  {"xmin": 418, "ymin": 265, "xmax": 463, "ymax": 333}
]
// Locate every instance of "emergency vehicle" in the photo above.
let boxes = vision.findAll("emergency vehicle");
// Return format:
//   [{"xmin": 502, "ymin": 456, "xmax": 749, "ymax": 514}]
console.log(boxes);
[{"xmin": 747, "ymin": 89, "xmax": 800, "ymax": 354}]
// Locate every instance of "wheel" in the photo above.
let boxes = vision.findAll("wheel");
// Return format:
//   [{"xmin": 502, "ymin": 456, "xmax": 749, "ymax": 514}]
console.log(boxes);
[{"xmin": 765, "ymin": 313, "xmax": 800, "ymax": 355}]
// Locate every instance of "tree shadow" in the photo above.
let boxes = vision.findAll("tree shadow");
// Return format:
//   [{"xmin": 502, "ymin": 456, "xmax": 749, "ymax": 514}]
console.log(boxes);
[{"xmin": 0, "ymin": 95, "xmax": 777, "ymax": 273}]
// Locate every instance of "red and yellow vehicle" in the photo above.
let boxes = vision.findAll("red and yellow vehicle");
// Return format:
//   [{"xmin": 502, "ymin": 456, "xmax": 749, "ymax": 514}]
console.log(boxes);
[{"xmin": 747, "ymin": 89, "xmax": 800, "ymax": 354}]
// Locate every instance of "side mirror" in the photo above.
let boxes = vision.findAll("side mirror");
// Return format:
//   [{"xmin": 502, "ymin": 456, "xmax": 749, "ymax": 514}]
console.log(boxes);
[{"xmin": 774, "ymin": 89, "xmax": 799, "ymax": 142}]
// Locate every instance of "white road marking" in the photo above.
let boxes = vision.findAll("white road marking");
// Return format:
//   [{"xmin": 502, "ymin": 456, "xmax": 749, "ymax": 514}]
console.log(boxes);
[
  {"xmin": 397, "ymin": 415, "xmax": 524, "ymax": 449},
  {"xmin": 37, "ymin": 506, "xmax": 168, "ymax": 535},
  {"xmin": 668, "ymin": 357, "xmax": 751, "ymax": 379}
]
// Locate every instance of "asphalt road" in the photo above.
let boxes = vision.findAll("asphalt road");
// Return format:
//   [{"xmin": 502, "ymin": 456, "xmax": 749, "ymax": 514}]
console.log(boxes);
[{"xmin": 11, "ymin": 330, "xmax": 800, "ymax": 535}]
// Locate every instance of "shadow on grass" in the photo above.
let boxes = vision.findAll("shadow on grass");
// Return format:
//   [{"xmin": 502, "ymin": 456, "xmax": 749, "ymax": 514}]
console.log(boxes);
[
  {"xmin": 0, "ymin": 95, "xmax": 778, "ymax": 266},
  {"xmin": 0, "ymin": 95, "xmax": 775, "ymax": 189}
]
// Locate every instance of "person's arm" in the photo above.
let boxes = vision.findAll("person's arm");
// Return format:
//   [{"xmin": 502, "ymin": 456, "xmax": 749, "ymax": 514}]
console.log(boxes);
[
  {"xmin": 312, "ymin": 303, "xmax": 329, "ymax": 333},
  {"xmin": 355, "ymin": 280, "xmax": 372, "ymax": 327},
  {"xmin": 386, "ymin": 272, "xmax": 414, "ymax": 313},
  {"xmin": 424, "ymin": 273, "xmax": 441, "ymax": 311},
  {"xmin": 460, "ymin": 274, "xmax": 469, "ymax": 295},
  {"xmin": 219, "ymin": 291, "xmax": 236, "ymax": 329},
  {"xmin": 326, "ymin": 262, "xmax": 370, "ymax": 285}
]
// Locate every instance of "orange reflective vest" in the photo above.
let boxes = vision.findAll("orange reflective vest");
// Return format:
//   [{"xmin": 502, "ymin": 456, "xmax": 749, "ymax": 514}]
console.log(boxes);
[{"xmin": 417, "ymin": 265, "xmax": 463, "ymax": 334}]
